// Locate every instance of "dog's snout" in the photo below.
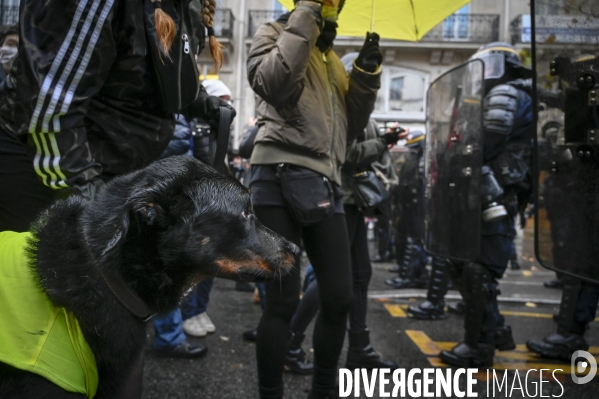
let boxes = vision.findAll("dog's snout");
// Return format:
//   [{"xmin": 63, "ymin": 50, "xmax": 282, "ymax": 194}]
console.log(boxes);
[{"xmin": 288, "ymin": 242, "xmax": 300, "ymax": 256}]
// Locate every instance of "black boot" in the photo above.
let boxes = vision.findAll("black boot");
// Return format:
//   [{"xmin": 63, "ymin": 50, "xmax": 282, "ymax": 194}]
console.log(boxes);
[
  {"xmin": 527, "ymin": 333, "xmax": 589, "ymax": 362},
  {"xmin": 440, "ymin": 263, "xmax": 495, "ymax": 368},
  {"xmin": 439, "ymin": 342, "xmax": 494, "ymax": 367},
  {"xmin": 384, "ymin": 238, "xmax": 426, "ymax": 289},
  {"xmin": 408, "ymin": 300, "xmax": 445, "ymax": 320},
  {"xmin": 527, "ymin": 277, "xmax": 586, "ymax": 362},
  {"xmin": 346, "ymin": 329, "xmax": 398, "ymax": 370},
  {"xmin": 284, "ymin": 332, "xmax": 313, "ymax": 375},
  {"xmin": 407, "ymin": 256, "xmax": 450, "ymax": 320},
  {"xmin": 544, "ymin": 279, "xmax": 564, "ymax": 289},
  {"xmin": 493, "ymin": 325, "xmax": 516, "ymax": 351},
  {"xmin": 447, "ymin": 301, "xmax": 465, "ymax": 315}
]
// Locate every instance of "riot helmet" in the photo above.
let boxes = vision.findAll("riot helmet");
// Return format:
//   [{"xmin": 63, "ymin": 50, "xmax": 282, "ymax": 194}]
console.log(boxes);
[
  {"xmin": 405, "ymin": 130, "xmax": 425, "ymax": 152},
  {"xmin": 469, "ymin": 42, "xmax": 532, "ymax": 92}
]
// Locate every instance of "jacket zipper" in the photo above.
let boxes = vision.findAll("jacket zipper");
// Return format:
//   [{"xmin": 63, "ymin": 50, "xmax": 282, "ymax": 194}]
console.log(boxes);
[{"xmin": 322, "ymin": 52, "xmax": 336, "ymax": 168}]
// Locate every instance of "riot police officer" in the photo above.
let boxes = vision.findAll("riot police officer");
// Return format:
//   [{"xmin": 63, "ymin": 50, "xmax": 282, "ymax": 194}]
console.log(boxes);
[
  {"xmin": 385, "ymin": 131, "xmax": 429, "ymax": 289},
  {"xmin": 435, "ymin": 42, "xmax": 534, "ymax": 367},
  {"xmin": 526, "ymin": 52, "xmax": 599, "ymax": 362}
]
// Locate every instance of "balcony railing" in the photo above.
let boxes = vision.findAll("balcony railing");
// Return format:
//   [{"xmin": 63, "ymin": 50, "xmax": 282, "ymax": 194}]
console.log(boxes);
[
  {"xmin": 420, "ymin": 14, "xmax": 499, "ymax": 43},
  {"xmin": 213, "ymin": 9, "xmax": 234, "ymax": 39},
  {"xmin": 248, "ymin": 10, "xmax": 285, "ymax": 37},
  {"xmin": 0, "ymin": 6, "xmax": 18, "ymax": 26},
  {"xmin": 511, "ymin": 14, "xmax": 599, "ymax": 45},
  {"xmin": 248, "ymin": 11, "xmax": 499, "ymax": 43}
]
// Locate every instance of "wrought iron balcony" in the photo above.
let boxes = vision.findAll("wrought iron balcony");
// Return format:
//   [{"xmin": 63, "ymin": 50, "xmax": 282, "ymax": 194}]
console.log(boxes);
[
  {"xmin": 0, "ymin": 6, "xmax": 18, "ymax": 26},
  {"xmin": 511, "ymin": 14, "xmax": 599, "ymax": 45},
  {"xmin": 248, "ymin": 10, "xmax": 499, "ymax": 44},
  {"xmin": 248, "ymin": 10, "xmax": 285, "ymax": 37},
  {"xmin": 213, "ymin": 9, "xmax": 234, "ymax": 39},
  {"xmin": 420, "ymin": 14, "xmax": 499, "ymax": 43}
]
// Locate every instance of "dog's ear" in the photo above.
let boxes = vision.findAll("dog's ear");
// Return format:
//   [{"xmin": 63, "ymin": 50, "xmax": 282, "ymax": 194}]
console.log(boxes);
[{"xmin": 131, "ymin": 201, "xmax": 166, "ymax": 226}]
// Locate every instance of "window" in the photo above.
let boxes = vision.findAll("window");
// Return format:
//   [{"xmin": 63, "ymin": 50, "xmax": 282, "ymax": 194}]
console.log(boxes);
[
  {"xmin": 374, "ymin": 67, "xmax": 428, "ymax": 118},
  {"xmin": 443, "ymin": 5, "xmax": 470, "ymax": 40}
]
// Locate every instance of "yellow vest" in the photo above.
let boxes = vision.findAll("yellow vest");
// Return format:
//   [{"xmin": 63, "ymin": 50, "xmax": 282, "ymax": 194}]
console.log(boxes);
[{"xmin": 0, "ymin": 231, "xmax": 98, "ymax": 398}]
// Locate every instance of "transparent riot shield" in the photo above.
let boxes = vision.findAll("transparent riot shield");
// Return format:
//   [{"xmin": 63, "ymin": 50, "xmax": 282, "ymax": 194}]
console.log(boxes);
[
  {"xmin": 424, "ymin": 59, "xmax": 484, "ymax": 262},
  {"xmin": 532, "ymin": 0, "xmax": 599, "ymax": 283}
]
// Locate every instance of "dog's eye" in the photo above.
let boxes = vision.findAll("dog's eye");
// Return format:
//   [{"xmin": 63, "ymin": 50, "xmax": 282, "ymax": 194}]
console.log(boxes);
[{"xmin": 242, "ymin": 204, "xmax": 252, "ymax": 219}]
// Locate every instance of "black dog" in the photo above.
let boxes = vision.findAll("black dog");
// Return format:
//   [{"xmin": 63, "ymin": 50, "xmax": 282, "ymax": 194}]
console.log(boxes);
[{"xmin": 0, "ymin": 156, "xmax": 297, "ymax": 398}]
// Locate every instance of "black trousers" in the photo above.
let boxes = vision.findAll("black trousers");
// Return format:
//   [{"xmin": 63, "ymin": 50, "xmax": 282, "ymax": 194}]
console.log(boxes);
[
  {"xmin": 254, "ymin": 206, "xmax": 352, "ymax": 395},
  {"xmin": 289, "ymin": 205, "xmax": 374, "ymax": 334},
  {"xmin": 0, "ymin": 128, "xmax": 54, "ymax": 232}
]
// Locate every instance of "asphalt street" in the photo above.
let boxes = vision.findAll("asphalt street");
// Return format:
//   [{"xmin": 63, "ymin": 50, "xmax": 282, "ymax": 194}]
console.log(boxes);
[{"xmin": 141, "ymin": 226, "xmax": 599, "ymax": 399}]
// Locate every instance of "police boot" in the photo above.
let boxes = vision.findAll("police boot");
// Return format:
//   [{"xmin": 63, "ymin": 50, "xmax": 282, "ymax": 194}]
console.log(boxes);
[
  {"xmin": 527, "ymin": 277, "xmax": 585, "ymax": 362},
  {"xmin": 346, "ymin": 329, "xmax": 399, "ymax": 370},
  {"xmin": 384, "ymin": 238, "xmax": 425, "ymax": 289},
  {"xmin": 484, "ymin": 284, "xmax": 516, "ymax": 351},
  {"xmin": 407, "ymin": 257, "xmax": 450, "ymax": 320},
  {"xmin": 284, "ymin": 332, "xmax": 313, "ymax": 375},
  {"xmin": 526, "ymin": 333, "xmax": 589, "ymax": 362},
  {"xmin": 447, "ymin": 301, "xmax": 465, "ymax": 315},
  {"xmin": 384, "ymin": 251, "xmax": 409, "ymax": 287},
  {"xmin": 494, "ymin": 325, "xmax": 516, "ymax": 351},
  {"xmin": 439, "ymin": 264, "xmax": 495, "ymax": 368}
]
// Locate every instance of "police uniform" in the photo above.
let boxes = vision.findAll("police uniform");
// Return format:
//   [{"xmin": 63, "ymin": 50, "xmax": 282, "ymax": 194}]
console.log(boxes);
[
  {"xmin": 439, "ymin": 43, "xmax": 534, "ymax": 367},
  {"xmin": 385, "ymin": 131, "xmax": 429, "ymax": 289}
]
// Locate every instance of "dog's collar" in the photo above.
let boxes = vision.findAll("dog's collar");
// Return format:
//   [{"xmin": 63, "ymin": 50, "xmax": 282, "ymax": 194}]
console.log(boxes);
[
  {"xmin": 96, "ymin": 266, "xmax": 156, "ymax": 322},
  {"xmin": 83, "ymin": 231, "xmax": 156, "ymax": 322}
]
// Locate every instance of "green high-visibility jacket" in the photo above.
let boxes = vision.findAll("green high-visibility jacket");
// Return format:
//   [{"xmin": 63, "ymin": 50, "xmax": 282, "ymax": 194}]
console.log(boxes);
[{"xmin": 0, "ymin": 231, "xmax": 98, "ymax": 398}]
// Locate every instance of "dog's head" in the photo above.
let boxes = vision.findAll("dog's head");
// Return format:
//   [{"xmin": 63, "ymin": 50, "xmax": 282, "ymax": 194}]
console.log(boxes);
[{"xmin": 82, "ymin": 157, "xmax": 297, "ymax": 290}]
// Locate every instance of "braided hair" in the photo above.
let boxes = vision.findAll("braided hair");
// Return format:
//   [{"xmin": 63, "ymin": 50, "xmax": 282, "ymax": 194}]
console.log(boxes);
[
  {"xmin": 151, "ymin": 0, "xmax": 176, "ymax": 56},
  {"xmin": 202, "ymin": 0, "xmax": 224, "ymax": 71}
]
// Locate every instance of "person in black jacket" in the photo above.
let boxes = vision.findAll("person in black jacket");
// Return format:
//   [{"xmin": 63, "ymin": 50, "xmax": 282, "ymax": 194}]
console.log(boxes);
[
  {"xmin": 0, "ymin": 1, "xmax": 232, "ymax": 396},
  {"xmin": 0, "ymin": 0, "xmax": 234, "ymax": 232}
]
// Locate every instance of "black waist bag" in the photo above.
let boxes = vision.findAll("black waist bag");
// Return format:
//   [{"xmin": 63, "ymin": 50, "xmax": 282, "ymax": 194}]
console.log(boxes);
[
  {"xmin": 276, "ymin": 163, "xmax": 335, "ymax": 226},
  {"xmin": 351, "ymin": 170, "xmax": 390, "ymax": 215}
]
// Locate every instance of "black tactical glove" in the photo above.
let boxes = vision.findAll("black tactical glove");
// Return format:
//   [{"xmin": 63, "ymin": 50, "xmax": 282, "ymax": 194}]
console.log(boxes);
[
  {"xmin": 202, "ymin": 95, "xmax": 236, "ymax": 127},
  {"xmin": 382, "ymin": 127, "xmax": 405, "ymax": 146},
  {"xmin": 355, "ymin": 32, "xmax": 382, "ymax": 73},
  {"xmin": 186, "ymin": 91, "xmax": 236, "ymax": 127}
]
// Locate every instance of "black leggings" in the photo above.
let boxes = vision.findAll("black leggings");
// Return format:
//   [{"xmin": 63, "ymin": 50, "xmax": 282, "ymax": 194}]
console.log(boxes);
[
  {"xmin": 289, "ymin": 205, "xmax": 372, "ymax": 334},
  {"xmin": 254, "ymin": 206, "xmax": 352, "ymax": 394}
]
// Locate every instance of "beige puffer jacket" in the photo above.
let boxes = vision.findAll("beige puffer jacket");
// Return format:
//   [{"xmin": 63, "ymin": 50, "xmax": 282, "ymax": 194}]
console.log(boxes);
[{"xmin": 247, "ymin": 1, "xmax": 380, "ymax": 184}]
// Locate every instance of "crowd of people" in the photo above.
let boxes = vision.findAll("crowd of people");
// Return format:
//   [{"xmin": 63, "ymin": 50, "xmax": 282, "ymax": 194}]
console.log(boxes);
[{"xmin": 0, "ymin": 0, "xmax": 596, "ymax": 398}]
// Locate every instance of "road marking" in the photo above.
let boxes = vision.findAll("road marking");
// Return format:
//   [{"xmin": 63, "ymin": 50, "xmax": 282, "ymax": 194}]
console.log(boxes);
[
  {"xmin": 384, "ymin": 303, "xmax": 407, "ymax": 317},
  {"xmin": 405, "ymin": 330, "xmax": 442, "ymax": 356},
  {"xmin": 384, "ymin": 304, "xmax": 599, "ymax": 322},
  {"xmin": 406, "ymin": 330, "xmax": 599, "ymax": 375},
  {"xmin": 427, "ymin": 357, "xmax": 577, "ymax": 375},
  {"xmin": 369, "ymin": 290, "xmax": 561, "ymax": 305}
]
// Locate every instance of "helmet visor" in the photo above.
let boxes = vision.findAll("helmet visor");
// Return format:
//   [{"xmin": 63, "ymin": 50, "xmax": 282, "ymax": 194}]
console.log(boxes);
[{"xmin": 472, "ymin": 52, "xmax": 505, "ymax": 80}]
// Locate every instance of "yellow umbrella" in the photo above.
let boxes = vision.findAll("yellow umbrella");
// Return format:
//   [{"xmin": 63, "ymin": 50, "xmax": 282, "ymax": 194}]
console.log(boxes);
[{"xmin": 278, "ymin": 0, "xmax": 473, "ymax": 41}]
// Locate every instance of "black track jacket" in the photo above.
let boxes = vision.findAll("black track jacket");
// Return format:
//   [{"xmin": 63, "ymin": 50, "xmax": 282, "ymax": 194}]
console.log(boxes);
[{"xmin": 0, "ymin": 0, "xmax": 206, "ymax": 195}]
